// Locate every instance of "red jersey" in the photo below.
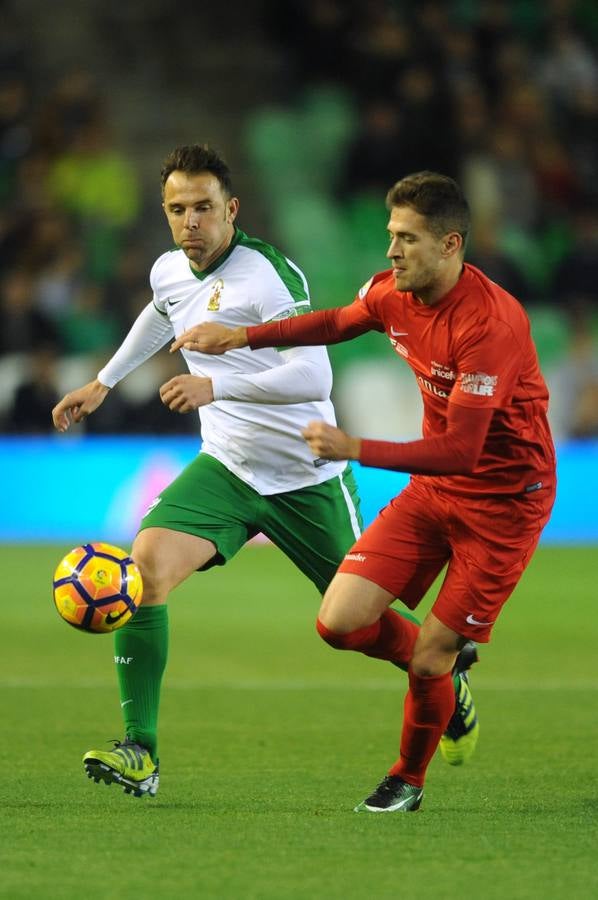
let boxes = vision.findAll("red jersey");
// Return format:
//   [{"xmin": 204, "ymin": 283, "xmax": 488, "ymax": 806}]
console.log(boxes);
[{"xmin": 247, "ymin": 263, "xmax": 556, "ymax": 497}]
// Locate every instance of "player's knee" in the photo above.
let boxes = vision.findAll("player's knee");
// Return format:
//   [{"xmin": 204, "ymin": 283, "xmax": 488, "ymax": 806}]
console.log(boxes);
[{"xmin": 131, "ymin": 538, "xmax": 169, "ymax": 604}]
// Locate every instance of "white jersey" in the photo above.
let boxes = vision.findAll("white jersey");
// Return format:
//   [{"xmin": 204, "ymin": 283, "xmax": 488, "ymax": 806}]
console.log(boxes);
[{"xmin": 100, "ymin": 228, "xmax": 345, "ymax": 495}]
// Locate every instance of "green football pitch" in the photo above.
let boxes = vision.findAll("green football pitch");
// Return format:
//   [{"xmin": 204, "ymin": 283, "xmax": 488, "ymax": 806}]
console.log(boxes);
[{"xmin": 1, "ymin": 544, "xmax": 597, "ymax": 900}]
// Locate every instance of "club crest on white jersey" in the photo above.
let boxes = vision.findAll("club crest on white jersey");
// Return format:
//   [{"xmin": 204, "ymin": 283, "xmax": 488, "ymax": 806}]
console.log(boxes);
[{"xmin": 207, "ymin": 278, "xmax": 224, "ymax": 311}]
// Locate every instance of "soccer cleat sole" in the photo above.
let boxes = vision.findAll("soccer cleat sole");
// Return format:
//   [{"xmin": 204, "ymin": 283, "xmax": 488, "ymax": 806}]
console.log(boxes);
[{"xmin": 84, "ymin": 759, "xmax": 158, "ymax": 798}]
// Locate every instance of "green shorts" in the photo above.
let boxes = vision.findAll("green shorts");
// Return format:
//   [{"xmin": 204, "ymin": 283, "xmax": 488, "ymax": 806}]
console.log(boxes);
[{"xmin": 139, "ymin": 453, "xmax": 363, "ymax": 594}]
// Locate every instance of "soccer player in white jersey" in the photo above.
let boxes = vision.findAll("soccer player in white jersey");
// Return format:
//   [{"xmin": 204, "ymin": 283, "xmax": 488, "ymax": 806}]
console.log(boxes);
[{"xmin": 52, "ymin": 145, "xmax": 477, "ymax": 800}]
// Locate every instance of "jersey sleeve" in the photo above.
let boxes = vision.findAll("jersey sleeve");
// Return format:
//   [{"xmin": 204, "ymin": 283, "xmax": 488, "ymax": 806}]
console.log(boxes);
[
  {"xmin": 252, "ymin": 254, "xmax": 313, "ymax": 325},
  {"xmin": 212, "ymin": 345, "xmax": 332, "ymax": 404},
  {"xmin": 449, "ymin": 316, "xmax": 524, "ymax": 409},
  {"xmin": 97, "ymin": 302, "xmax": 174, "ymax": 387},
  {"xmin": 359, "ymin": 404, "xmax": 494, "ymax": 474},
  {"xmin": 247, "ymin": 289, "xmax": 384, "ymax": 350},
  {"xmin": 149, "ymin": 255, "xmax": 169, "ymax": 316}
]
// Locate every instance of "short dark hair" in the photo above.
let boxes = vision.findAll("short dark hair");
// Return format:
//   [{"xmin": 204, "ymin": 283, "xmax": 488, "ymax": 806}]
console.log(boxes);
[
  {"xmin": 160, "ymin": 144, "xmax": 233, "ymax": 197},
  {"xmin": 386, "ymin": 171, "xmax": 470, "ymax": 246}
]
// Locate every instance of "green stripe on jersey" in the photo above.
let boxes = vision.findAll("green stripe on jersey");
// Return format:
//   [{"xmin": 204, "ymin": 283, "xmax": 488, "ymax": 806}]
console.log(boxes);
[
  {"xmin": 268, "ymin": 303, "xmax": 312, "ymax": 323},
  {"xmin": 168, "ymin": 228, "xmax": 308, "ymax": 302},
  {"xmin": 271, "ymin": 303, "xmax": 313, "ymax": 350},
  {"xmin": 237, "ymin": 231, "xmax": 310, "ymax": 303}
]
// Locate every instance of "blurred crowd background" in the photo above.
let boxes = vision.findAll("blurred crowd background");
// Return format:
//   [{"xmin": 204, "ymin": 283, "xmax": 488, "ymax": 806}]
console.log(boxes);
[{"xmin": 2, "ymin": 0, "xmax": 597, "ymax": 441}]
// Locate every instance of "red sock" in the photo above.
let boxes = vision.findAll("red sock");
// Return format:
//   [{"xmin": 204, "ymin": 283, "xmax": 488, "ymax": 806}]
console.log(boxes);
[
  {"xmin": 388, "ymin": 669, "xmax": 455, "ymax": 787},
  {"xmin": 316, "ymin": 609, "xmax": 418, "ymax": 669},
  {"xmin": 316, "ymin": 617, "xmax": 379, "ymax": 651},
  {"xmin": 363, "ymin": 610, "xmax": 418, "ymax": 670}
]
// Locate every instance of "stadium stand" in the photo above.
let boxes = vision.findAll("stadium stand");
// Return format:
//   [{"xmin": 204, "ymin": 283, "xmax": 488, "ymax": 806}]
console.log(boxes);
[{"xmin": 1, "ymin": 0, "xmax": 597, "ymax": 439}]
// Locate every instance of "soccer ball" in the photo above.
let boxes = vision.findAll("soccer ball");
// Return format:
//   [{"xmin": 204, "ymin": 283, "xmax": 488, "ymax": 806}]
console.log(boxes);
[{"xmin": 53, "ymin": 542, "xmax": 143, "ymax": 634}]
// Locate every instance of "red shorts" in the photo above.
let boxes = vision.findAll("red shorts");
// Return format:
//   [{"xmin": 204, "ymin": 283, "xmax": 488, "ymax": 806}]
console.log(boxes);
[{"xmin": 338, "ymin": 477, "xmax": 555, "ymax": 643}]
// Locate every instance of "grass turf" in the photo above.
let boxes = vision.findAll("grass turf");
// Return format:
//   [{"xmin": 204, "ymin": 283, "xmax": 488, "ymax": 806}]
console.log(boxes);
[{"xmin": 1, "ymin": 544, "xmax": 597, "ymax": 900}]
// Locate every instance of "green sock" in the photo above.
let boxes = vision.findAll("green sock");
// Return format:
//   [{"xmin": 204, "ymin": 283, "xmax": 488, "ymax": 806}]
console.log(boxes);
[{"xmin": 113, "ymin": 604, "xmax": 169, "ymax": 760}]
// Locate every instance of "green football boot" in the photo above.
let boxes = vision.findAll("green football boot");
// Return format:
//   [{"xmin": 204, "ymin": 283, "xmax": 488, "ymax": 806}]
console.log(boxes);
[
  {"xmin": 439, "ymin": 670, "xmax": 480, "ymax": 766},
  {"xmin": 83, "ymin": 738, "xmax": 159, "ymax": 798},
  {"xmin": 354, "ymin": 775, "xmax": 423, "ymax": 813}
]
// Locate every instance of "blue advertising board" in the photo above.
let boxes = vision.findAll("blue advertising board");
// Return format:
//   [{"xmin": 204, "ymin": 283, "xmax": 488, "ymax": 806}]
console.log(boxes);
[{"xmin": 0, "ymin": 436, "xmax": 595, "ymax": 544}]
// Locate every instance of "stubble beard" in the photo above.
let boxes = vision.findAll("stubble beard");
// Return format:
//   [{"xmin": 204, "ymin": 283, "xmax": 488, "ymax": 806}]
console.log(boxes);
[{"xmin": 394, "ymin": 261, "xmax": 437, "ymax": 295}]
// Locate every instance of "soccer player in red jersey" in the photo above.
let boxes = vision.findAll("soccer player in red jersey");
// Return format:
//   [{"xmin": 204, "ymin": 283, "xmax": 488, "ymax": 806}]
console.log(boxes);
[{"xmin": 171, "ymin": 172, "xmax": 557, "ymax": 813}]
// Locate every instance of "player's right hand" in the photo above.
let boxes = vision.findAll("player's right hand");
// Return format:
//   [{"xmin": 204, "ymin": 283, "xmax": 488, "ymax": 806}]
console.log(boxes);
[
  {"xmin": 169, "ymin": 323, "xmax": 248, "ymax": 355},
  {"xmin": 52, "ymin": 379, "xmax": 110, "ymax": 432}
]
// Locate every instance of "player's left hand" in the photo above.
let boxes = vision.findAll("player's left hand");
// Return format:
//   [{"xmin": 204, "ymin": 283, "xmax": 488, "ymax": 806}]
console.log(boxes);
[
  {"xmin": 159, "ymin": 375, "xmax": 214, "ymax": 412},
  {"xmin": 302, "ymin": 420, "xmax": 361, "ymax": 461}
]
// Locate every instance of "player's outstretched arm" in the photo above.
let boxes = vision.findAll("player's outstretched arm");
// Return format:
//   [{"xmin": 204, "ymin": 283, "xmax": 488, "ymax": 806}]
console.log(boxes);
[
  {"xmin": 301, "ymin": 405, "xmax": 494, "ymax": 473},
  {"xmin": 52, "ymin": 380, "xmax": 110, "ymax": 432},
  {"xmin": 170, "ymin": 303, "xmax": 376, "ymax": 357},
  {"xmin": 170, "ymin": 323, "xmax": 248, "ymax": 355}
]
